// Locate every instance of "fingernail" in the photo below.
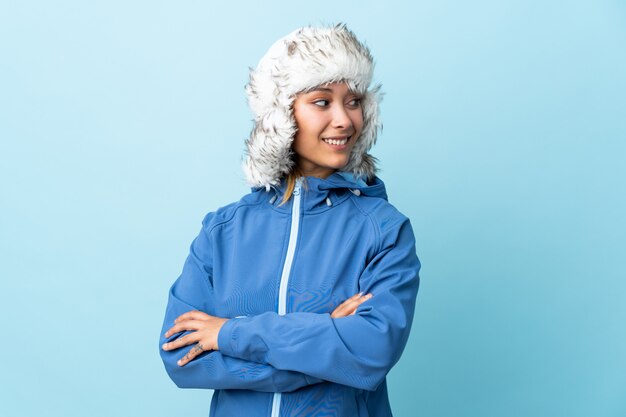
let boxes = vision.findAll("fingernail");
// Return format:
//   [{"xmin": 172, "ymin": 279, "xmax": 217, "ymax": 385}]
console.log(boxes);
[
  {"xmin": 358, "ymin": 292, "xmax": 364, "ymax": 297},
  {"xmin": 366, "ymin": 294, "xmax": 373, "ymax": 299},
  {"xmin": 162, "ymin": 343, "xmax": 168, "ymax": 350},
  {"xmin": 177, "ymin": 360, "xmax": 182, "ymax": 366}
]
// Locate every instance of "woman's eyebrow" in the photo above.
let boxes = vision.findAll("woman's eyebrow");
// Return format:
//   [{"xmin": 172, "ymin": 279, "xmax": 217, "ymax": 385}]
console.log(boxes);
[
  {"xmin": 305, "ymin": 87, "xmax": 361, "ymax": 95},
  {"xmin": 307, "ymin": 87, "xmax": 333, "ymax": 93}
]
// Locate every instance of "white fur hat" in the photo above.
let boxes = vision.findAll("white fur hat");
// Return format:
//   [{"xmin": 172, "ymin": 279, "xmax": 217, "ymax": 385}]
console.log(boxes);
[{"xmin": 242, "ymin": 23, "xmax": 383, "ymax": 190}]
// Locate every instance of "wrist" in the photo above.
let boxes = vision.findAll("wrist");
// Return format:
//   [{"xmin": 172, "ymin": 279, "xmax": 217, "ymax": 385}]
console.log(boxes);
[
  {"xmin": 217, "ymin": 316, "xmax": 242, "ymax": 356},
  {"xmin": 214, "ymin": 318, "xmax": 228, "ymax": 350}
]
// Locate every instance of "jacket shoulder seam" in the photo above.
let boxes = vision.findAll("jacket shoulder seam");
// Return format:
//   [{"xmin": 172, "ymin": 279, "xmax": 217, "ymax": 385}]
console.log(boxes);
[
  {"xmin": 342, "ymin": 196, "xmax": 379, "ymax": 249},
  {"xmin": 354, "ymin": 197, "xmax": 409, "ymax": 253},
  {"xmin": 205, "ymin": 201, "xmax": 263, "ymax": 237}
]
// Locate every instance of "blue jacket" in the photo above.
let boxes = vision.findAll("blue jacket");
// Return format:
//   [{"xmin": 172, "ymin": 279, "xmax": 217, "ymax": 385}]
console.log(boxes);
[{"xmin": 159, "ymin": 172, "xmax": 421, "ymax": 417}]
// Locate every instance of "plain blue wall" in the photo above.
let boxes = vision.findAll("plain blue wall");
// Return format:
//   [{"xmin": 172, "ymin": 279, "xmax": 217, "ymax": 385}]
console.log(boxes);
[{"xmin": 1, "ymin": 1, "xmax": 625, "ymax": 416}]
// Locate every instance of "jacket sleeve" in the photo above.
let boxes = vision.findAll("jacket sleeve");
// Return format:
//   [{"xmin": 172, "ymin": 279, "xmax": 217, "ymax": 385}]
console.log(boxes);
[
  {"xmin": 159, "ymin": 212, "xmax": 323, "ymax": 393},
  {"xmin": 217, "ymin": 215, "xmax": 421, "ymax": 392}
]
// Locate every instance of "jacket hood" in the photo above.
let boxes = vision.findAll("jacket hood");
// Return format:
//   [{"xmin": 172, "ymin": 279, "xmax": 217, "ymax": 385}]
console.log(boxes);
[
  {"xmin": 242, "ymin": 23, "xmax": 383, "ymax": 191},
  {"xmin": 254, "ymin": 171, "xmax": 388, "ymax": 213},
  {"xmin": 312, "ymin": 172, "xmax": 388, "ymax": 200}
]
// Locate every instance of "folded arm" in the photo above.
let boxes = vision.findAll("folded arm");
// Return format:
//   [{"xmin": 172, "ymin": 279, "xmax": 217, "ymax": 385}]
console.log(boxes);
[
  {"xmin": 160, "ymin": 283, "xmax": 322, "ymax": 392},
  {"xmin": 159, "ymin": 213, "xmax": 323, "ymax": 393},
  {"xmin": 217, "ymin": 217, "xmax": 421, "ymax": 392}
]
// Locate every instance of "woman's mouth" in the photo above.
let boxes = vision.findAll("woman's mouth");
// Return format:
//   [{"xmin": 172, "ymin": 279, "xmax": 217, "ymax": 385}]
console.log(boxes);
[{"xmin": 322, "ymin": 136, "xmax": 351, "ymax": 149}]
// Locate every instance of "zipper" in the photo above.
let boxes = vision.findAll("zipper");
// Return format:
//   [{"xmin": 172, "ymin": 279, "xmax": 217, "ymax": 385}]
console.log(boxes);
[{"xmin": 270, "ymin": 178, "xmax": 302, "ymax": 417}]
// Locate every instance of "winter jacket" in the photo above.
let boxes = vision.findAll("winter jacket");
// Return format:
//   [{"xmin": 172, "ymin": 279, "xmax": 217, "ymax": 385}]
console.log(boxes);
[{"xmin": 159, "ymin": 171, "xmax": 421, "ymax": 417}]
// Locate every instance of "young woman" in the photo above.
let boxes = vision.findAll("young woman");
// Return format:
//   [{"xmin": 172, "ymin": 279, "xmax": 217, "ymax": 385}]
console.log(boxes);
[{"xmin": 159, "ymin": 23, "xmax": 421, "ymax": 417}]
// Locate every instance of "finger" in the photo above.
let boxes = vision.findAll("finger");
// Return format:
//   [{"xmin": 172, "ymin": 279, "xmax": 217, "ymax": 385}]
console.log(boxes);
[
  {"xmin": 178, "ymin": 343, "xmax": 207, "ymax": 367},
  {"xmin": 337, "ymin": 292, "xmax": 364, "ymax": 310},
  {"xmin": 343, "ymin": 293, "xmax": 372, "ymax": 311},
  {"xmin": 332, "ymin": 293, "xmax": 373, "ymax": 318},
  {"xmin": 358, "ymin": 293, "xmax": 374, "ymax": 306},
  {"xmin": 341, "ymin": 300, "xmax": 361, "ymax": 316},
  {"xmin": 332, "ymin": 302, "xmax": 357, "ymax": 318},
  {"xmin": 332, "ymin": 293, "xmax": 364, "ymax": 315},
  {"xmin": 346, "ymin": 292, "xmax": 365, "ymax": 303},
  {"xmin": 174, "ymin": 310, "xmax": 211, "ymax": 324},
  {"xmin": 164, "ymin": 319, "xmax": 205, "ymax": 338},
  {"xmin": 162, "ymin": 331, "xmax": 200, "ymax": 351}
]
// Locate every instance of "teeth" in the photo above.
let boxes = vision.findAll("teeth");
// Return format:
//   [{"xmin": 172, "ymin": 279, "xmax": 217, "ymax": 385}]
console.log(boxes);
[{"xmin": 323, "ymin": 137, "xmax": 349, "ymax": 146}]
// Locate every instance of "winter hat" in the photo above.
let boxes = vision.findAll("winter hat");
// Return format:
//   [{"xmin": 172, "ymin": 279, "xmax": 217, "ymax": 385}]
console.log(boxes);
[{"xmin": 242, "ymin": 23, "xmax": 383, "ymax": 190}]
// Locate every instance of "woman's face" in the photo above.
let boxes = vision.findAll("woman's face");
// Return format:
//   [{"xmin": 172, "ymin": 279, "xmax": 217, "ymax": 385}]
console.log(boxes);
[{"xmin": 291, "ymin": 82, "xmax": 363, "ymax": 179}]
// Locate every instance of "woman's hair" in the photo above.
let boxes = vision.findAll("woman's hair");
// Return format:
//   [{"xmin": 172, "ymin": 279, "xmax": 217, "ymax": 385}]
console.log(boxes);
[
  {"xmin": 279, "ymin": 168, "xmax": 304, "ymax": 206},
  {"xmin": 242, "ymin": 23, "xmax": 383, "ymax": 192}
]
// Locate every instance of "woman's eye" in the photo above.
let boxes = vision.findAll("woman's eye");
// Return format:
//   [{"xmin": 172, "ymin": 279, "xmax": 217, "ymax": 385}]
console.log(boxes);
[
  {"xmin": 348, "ymin": 98, "xmax": 362, "ymax": 107},
  {"xmin": 313, "ymin": 99, "xmax": 329, "ymax": 107}
]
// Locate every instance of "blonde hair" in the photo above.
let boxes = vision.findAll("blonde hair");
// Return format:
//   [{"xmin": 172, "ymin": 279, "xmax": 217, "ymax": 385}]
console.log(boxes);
[{"xmin": 279, "ymin": 167, "xmax": 309, "ymax": 206}]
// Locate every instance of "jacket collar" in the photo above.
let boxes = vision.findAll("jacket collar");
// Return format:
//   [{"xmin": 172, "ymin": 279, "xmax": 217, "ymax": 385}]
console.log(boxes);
[{"xmin": 253, "ymin": 171, "xmax": 388, "ymax": 213}]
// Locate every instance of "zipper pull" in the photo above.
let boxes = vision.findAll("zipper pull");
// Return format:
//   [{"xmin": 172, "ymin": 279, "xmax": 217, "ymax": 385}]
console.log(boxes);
[{"xmin": 294, "ymin": 177, "xmax": 302, "ymax": 196}]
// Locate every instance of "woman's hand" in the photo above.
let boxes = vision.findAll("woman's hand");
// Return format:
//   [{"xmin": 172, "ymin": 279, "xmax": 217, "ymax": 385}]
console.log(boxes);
[
  {"xmin": 162, "ymin": 310, "xmax": 228, "ymax": 367},
  {"xmin": 331, "ymin": 292, "xmax": 373, "ymax": 318}
]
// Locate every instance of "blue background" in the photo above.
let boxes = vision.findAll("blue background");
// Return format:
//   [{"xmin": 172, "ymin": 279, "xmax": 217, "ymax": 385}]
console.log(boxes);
[{"xmin": 1, "ymin": 1, "xmax": 625, "ymax": 416}]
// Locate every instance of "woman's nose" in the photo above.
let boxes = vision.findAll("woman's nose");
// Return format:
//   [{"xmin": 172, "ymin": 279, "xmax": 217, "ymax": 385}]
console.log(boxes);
[{"xmin": 330, "ymin": 104, "xmax": 353, "ymax": 129}]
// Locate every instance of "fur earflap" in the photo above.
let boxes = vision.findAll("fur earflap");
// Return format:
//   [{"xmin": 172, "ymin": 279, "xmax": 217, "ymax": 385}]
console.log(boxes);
[{"xmin": 242, "ymin": 23, "xmax": 383, "ymax": 190}]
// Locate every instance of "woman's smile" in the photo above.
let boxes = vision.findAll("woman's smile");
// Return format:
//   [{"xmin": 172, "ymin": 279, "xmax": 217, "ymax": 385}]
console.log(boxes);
[{"xmin": 322, "ymin": 135, "xmax": 352, "ymax": 149}]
